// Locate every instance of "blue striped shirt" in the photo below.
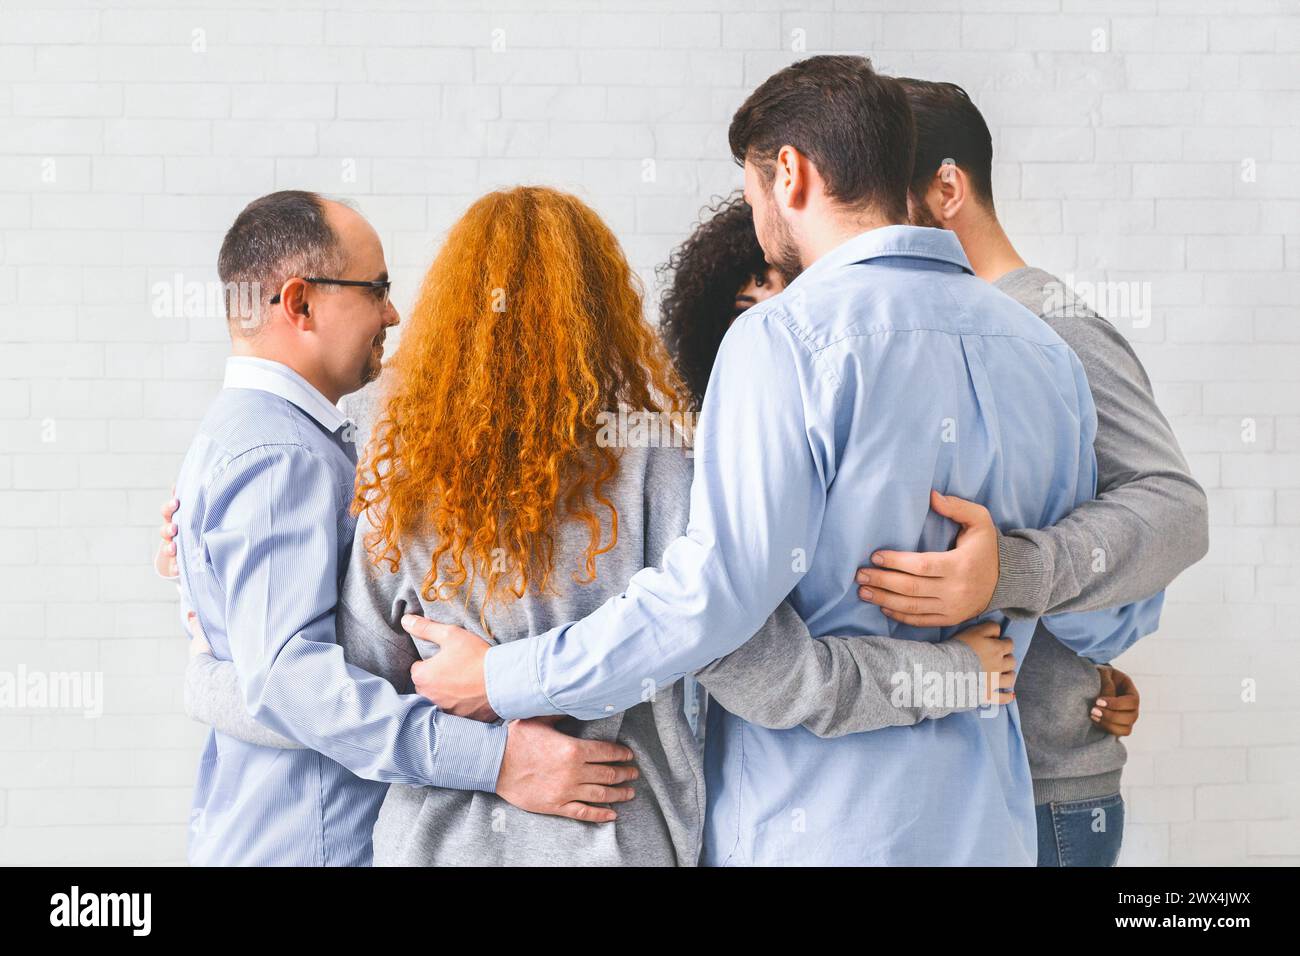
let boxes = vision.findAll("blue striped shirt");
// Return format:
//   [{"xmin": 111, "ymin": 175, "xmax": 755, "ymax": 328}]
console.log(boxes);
[
  {"xmin": 483, "ymin": 226, "xmax": 1163, "ymax": 865},
  {"xmin": 175, "ymin": 357, "xmax": 507, "ymax": 866}
]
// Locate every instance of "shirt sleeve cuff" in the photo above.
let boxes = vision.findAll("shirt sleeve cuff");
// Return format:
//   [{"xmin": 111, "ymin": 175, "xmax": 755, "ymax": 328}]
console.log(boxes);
[
  {"xmin": 484, "ymin": 636, "xmax": 565, "ymax": 721},
  {"xmin": 429, "ymin": 712, "xmax": 510, "ymax": 793},
  {"xmin": 987, "ymin": 531, "xmax": 1049, "ymax": 619}
]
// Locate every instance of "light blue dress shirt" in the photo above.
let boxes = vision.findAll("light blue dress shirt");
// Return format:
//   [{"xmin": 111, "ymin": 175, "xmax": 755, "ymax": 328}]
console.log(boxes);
[
  {"xmin": 484, "ymin": 226, "xmax": 1163, "ymax": 866},
  {"xmin": 175, "ymin": 357, "xmax": 507, "ymax": 866}
]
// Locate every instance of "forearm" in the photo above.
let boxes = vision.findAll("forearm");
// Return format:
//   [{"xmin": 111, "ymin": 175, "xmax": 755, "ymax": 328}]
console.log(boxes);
[
  {"xmin": 992, "ymin": 472, "xmax": 1208, "ymax": 618},
  {"xmin": 184, "ymin": 652, "xmax": 304, "ymax": 750},
  {"xmin": 487, "ymin": 537, "xmax": 786, "ymax": 720},
  {"xmin": 694, "ymin": 602, "xmax": 981, "ymax": 737},
  {"xmin": 243, "ymin": 634, "xmax": 506, "ymax": 792}
]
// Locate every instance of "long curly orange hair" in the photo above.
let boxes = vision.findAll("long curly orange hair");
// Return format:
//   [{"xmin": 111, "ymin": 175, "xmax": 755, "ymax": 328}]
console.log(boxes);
[{"xmin": 353, "ymin": 186, "xmax": 686, "ymax": 619}]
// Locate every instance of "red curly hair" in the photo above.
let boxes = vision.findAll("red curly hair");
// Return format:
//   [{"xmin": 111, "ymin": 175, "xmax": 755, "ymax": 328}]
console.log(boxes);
[{"xmin": 353, "ymin": 186, "xmax": 686, "ymax": 620}]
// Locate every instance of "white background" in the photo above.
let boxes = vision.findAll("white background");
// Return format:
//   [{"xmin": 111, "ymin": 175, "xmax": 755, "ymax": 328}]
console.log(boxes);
[{"xmin": 0, "ymin": 0, "xmax": 1297, "ymax": 865}]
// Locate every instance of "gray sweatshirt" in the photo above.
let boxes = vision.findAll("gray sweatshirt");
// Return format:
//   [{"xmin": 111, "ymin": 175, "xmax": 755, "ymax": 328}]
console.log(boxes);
[{"xmin": 991, "ymin": 267, "xmax": 1208, "ymax": 803}]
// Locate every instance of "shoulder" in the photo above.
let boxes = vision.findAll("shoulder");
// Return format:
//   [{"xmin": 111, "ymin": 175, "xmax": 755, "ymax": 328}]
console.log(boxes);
[
  {"xmin": 999, "ymin": 269, "xmax": 1150, "ymax": 384},
  {"xmin": 201, "ymin": 388, "xmax": 312, "ymax": 457},
  {"xmin": 728, "ymin": 299, "xmax": 812, "ymax": 353},
  {"xmin": 211, "ymin": 389, "xmax": 351, "ymax": 464},
  {"xmin": 204, "ymin": 444, "xmax": 345, "ymax": 519},
  {"xmin": 781, "ymin": 261, "xmax": 1062, "ymax": 349},
  {"xmin": 953, "ymin": 272, "xmax": 1065, "ymax": 345},
  {"xmin": 994, "ymin": 268, "xmax": 1114, "ymax": 332},
  {"xmin": 723, "ymin": 299, "xmax": 838, "ymax": 391},
  {"xmin": 195, "ymin": 402, "xmax": 347, "ymax": 515},
  {"xmin": 1045, "ymin": 310, "xmax": 1145, "ymax": 380}
]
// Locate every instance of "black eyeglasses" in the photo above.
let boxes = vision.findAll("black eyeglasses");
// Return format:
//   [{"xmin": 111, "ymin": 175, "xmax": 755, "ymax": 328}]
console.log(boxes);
[{"xmin": 270, "ymin": 277, "xmax": 391, "ymax": 306}]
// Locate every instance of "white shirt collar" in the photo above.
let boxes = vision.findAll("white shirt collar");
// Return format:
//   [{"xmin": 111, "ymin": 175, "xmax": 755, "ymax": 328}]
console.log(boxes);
[{"xmin": 222, "ymin": 356, "xmax": 351, "ymax": 434}]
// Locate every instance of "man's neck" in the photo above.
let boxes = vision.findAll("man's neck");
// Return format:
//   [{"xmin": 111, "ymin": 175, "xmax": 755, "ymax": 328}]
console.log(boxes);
[
  {"xmin": 954, "ymin": 213, "xmax": 1026, "ymax": 284},
  {"xmin": 803, "ymin": 210, "xmax": 901, "ymax": 266}
]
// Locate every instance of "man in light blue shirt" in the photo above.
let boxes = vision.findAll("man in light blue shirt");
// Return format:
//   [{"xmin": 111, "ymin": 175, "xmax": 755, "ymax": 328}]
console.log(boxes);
[
  {"xmin": 412, "ymin": 57, "xmax": 1161, "ymax": 865},
  {"xmin": 174, "ymin": 191, "xmax": 639, "ymax": 865}
]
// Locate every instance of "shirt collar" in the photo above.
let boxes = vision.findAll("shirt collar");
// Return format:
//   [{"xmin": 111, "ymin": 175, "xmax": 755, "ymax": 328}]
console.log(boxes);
[
  {"xmin": 222, "ymin": 356, "xmax": 351, "ymax": 434},
  {"xmin": 789, "ymin": 224, "xmax": 974, "ymax": 289}
]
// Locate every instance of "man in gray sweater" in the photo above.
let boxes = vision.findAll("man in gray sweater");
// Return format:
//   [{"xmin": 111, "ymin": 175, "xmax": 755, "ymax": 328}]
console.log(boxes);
[{"xmin": 852, "ymin": 78, "xmax": 1209, "ymax": 865}]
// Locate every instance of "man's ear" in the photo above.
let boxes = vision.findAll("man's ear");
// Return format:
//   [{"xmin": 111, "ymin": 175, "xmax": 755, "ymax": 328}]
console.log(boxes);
[
  {"xmin": 774, "ymin": 144, "xmax": 808, "ymax": 211},
  {"xmin": 935, "ymin": 161, "xmax": 968, "ymax": 222},
  {"xmin": 277, "ymin": 277, "xmax": 312, "ymax": 330}
]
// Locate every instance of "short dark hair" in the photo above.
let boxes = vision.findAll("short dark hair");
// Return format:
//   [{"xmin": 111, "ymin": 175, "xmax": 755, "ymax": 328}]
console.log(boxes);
[
  {"xmin": 896, "ymin": 78, "xmax": 995, "ymax": 209},
  {"xmin": 217, "ymin": 189, "xmax": 346, "ymax": 333},
  {"xmin": 728, "ymin": 55, "xmax": 915, "ymax": 222}
]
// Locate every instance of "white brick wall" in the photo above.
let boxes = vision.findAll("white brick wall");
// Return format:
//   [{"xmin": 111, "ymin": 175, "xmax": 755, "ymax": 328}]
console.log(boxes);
[{"xmin": 0, "ymin": 0, "xmax": 1295, "ymax": 866}]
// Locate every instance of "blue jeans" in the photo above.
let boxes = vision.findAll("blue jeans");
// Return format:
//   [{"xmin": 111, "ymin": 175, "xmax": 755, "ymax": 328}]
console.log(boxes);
[{"xmin": 1035, "ymin": 793, "xmax": 1125, "ymax": 867}]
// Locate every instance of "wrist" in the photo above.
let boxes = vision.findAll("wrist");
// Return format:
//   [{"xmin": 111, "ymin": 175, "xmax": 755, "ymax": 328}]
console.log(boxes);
[
  {"xmin": 939, "ymin": 636, "xmax": 981, "ymax": 675},
  {"xmin": 429, "ymin": 712, "xmax": 509, "ymax": 794},
  {"xmin": 493, "ymin": 721, "xmax": 513, "ymax": 794},
  {"xmin": 986, "ymin": 531, "xmax": 1048, "ymax": 619},
  {"xmin": 483, "ymin": 638, "xmax": 564, "ymax": 721},
  {"xmin": 920, "ymin": 638, "xmax": 983, "ymax": 716}
]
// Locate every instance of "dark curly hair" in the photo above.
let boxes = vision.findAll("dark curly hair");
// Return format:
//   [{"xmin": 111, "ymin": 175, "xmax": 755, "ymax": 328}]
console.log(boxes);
[{"xmin": 657, "ymin": 193, "xmax": 770, "ymax": 407}]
